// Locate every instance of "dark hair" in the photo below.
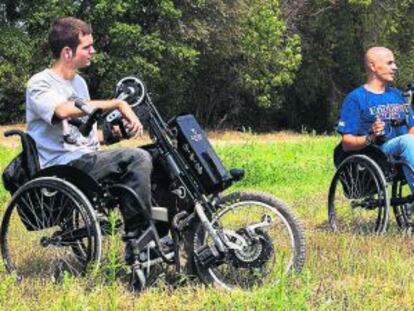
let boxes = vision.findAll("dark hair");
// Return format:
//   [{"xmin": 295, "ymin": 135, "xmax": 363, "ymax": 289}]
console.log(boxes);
[{"xmin": 48, "ymin": 17, "xmax": 92, "ymax": 58}]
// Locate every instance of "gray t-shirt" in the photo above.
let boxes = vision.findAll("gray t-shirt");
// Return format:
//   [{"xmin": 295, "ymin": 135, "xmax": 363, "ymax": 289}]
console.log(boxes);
[{"xmin": 26, "ymin": 69, "xmax": 99, "ymax": 168}]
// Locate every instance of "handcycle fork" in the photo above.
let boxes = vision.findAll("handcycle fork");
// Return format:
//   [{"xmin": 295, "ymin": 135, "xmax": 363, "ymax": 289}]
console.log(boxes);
[
  {"xmin": 195, "ymin": 203, "xmax": 272, "ymax": 251},
  {"xmin": 220, "ymin": 215, "xmax": 272, "ymax": 251},
  {"xmin": 195, "ymin": 202, "xmax": 226, "ymax": 252},
  {"xmin": 245, "ymin": 214, "xmax": 272, "ymax": 235},
  {"xmin": 131, "ymin": 263, "xmax": 146, "ymax": 290},
  {"xmin": 194, "ymin": 203, "xmax": 249, "ymax": 252}
]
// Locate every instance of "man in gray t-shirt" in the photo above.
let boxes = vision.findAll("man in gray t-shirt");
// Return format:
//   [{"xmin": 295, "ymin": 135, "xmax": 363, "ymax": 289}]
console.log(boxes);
[
  {"xmin": 26, "ymin": 68, "xmax": 99, "ymax": 167},
  {"xmin": 26, "ymin": 17, "xmax": 153, "ymax": 260}
]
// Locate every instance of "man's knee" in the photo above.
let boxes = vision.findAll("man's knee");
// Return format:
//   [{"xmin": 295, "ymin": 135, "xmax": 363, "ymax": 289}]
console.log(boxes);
[
  {"xmin": 119, "ymin": 147, "xmax": 152, "ymax": 171},
  {"xmin": 399, "ymin": 134, "xmax": 414, "ymax": 152}
]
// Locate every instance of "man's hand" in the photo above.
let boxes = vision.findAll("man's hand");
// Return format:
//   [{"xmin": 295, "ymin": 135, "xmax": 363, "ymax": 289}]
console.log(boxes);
[
  {"xmin": 117, "ymin": 100, "xmax": 143, "ymax": 138},
  {"xmin": 371, "ymin": 117, "xmax": 385, "ymax": 138},
  {"xmin": 342, "ymin": 117, "xmax": 385, "ymax": 152}
]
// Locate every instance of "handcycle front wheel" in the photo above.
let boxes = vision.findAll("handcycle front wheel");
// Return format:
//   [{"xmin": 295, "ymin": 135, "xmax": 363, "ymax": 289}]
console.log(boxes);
[
  {"xmin": 328, "ymin": 154, "xmax": 390, "ymax": 234},
  {"xmin": 191, "ymin": 191, "xmax": 306, "ymax": 290},
  {"xmin": 0, "ymin": 177, "xmax": 102, "ymax": 281}
]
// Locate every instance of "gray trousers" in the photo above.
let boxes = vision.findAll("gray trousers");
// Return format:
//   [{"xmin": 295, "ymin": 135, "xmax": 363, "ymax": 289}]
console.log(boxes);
[{"xmin": 68, "ymin": 147, "xmax": 153, "ymax": 232}]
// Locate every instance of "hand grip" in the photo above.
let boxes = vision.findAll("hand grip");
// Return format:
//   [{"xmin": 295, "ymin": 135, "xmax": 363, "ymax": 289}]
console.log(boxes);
[
  {"xmin": 104, "ymin": 110, "xmax": 131, "ymax": 139},
  {"xmin": 118, "ymin": 120, "xmax": 130, "ymax": 139}
]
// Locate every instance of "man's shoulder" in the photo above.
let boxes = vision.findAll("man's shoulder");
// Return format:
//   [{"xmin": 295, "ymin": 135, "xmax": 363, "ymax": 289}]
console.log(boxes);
[
  {"xmin": 27, "ymin": 69, "xmax": 52, "ymax": 88},
  {"xmin": 72, "ymin": 73, "xmax": 88, "ymax": 87},
  {"xmin": 346, "ymin": 86, "xmax": 365, "ymax": 98},
  {"xmin": 386, "ymin": 86, "xmax": 403, "ymax": 96},
  {"xmin": 342, "ymin": 86, "xmax": 365, "ymax": 105}
]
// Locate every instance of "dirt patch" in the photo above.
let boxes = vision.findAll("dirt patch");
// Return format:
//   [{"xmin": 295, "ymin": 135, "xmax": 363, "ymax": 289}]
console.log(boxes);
[
  {"xmin": 0, "ymin": 125, "xmax": 308, "ymax": 149},
  {"xmin": 208, "ymin": 130, "xmax": 304, "ymax": 143}
]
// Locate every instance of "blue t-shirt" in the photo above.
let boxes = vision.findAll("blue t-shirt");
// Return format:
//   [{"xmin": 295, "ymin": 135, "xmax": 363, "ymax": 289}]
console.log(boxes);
[{"xmin": 337, "ymin": 86, "xmax": 414, "ymax": 141}]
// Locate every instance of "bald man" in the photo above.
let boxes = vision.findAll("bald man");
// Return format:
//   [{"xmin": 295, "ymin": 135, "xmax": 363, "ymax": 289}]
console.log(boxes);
[{"xmin": 337, "ymin": 46, "xmax": 414, "ymax": 192}]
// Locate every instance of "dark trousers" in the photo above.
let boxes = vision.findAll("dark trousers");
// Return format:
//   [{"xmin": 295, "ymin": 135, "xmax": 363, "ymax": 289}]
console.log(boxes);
[{"xmin": 68, "ymin": 147, "xmax": 153, "ymax": 232}]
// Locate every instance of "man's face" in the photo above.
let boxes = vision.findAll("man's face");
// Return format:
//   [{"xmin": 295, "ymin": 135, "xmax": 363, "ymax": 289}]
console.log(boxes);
[
  {"xmin": 73, "ymin": 33, "xmax": 95, "ymax": 68},
  {"xmin": 371, "ymin": 50, "xmax": 398, "ymax": 83}
]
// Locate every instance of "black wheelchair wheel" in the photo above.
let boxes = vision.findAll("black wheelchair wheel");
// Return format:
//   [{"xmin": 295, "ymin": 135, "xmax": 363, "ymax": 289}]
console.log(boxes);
[
  {"xmin": 0, "ymin": 177, "xmax": 102, "ymax": 281},
  {"xmin": 191, "ymin": 191, "xmax": 306, "ymax": 290},
  {"xmin": 328, "ymin": 154, "xmax": 390, "ymax": 234},
  {"xmin": 391, "ymin": 179, "xmax": 413, "ymax": 229}
]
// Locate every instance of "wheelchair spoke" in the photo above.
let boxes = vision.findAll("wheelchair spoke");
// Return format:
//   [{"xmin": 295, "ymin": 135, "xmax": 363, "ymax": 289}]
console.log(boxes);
[
  {"xmin": 54, "ymin": 192, "xmax": 71, "ymax": 225},
  {"xmin": 14, "ymin": 202, "xmax": 39, "ymax": 232},
  {"xmin": 19, "ymin": 192, "xmax": 45, "ymax": 230}
]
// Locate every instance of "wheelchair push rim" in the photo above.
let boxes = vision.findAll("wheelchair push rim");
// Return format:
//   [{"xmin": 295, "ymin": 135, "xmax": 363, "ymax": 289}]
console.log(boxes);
[
  {"xmin": 328, "ymin": 154, "xmax": 390, "ymax": 234},
  {"xmin": 0, "ymin": 177, "xmax": 102, "ymax": 281}
]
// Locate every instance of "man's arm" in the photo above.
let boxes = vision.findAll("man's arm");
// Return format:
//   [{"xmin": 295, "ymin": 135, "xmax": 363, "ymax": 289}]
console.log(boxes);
[
  {"xmin": 54, "ymin": 99, "xmax": 143, "ymax": 138},
  {"xmin": 341, "ymin": 134, "xmax": 371, "ymax": 151},
  {"xmin": 341, "ymin": 119, "xmax": 384, "ymax": 151},
  {"xmin": 54, "ymin": 99, "xmax": 124, "ymax": 119}
]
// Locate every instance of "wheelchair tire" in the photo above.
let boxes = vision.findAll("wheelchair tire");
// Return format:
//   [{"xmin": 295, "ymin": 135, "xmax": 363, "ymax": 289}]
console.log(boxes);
[
  {"xmin": 391, "ymin": 179, "xmax": 413, "ymax": 229},
  {"xmin": 328, "ymin": 154, "xmax": 390, "ymax": 234},
  {"xmin": 0, "ymin": 177, "xmax": 102, "ymax": 281},
  {"xmin": 191, "ymin": 191, "xmax": 305, "ymax": 290}
]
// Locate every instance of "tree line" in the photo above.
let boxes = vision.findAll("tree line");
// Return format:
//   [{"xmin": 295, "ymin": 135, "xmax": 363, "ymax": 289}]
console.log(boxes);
[{"xmin": 1, "ymin": 0, "xmax": 414, "ymax": 132}]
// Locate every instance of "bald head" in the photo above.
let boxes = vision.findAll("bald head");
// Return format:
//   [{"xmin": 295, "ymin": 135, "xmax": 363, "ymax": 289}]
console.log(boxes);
[
  {"xmin": 364, "ymin": 46, "xmax": 397, "ymax": 84},
  {"xmin": 365, "ymin": 47, "xmax": 393, "ymax": 71}
]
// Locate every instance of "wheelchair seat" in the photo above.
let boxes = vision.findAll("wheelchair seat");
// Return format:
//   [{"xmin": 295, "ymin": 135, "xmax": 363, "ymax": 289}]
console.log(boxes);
[
  {"xmin": 333, "ymin": 143, "xmax": 391, "ymax": 174},
  {"xmin": 2, "ymin": 130, "xmax": 103, "ymax": 197},
  {"xmin": 333, "ymin": 143, "xmax": 409, "ymax": 182}
]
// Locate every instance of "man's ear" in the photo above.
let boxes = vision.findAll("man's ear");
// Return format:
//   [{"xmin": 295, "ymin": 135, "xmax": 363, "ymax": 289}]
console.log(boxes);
[
  {"xmin": 63, "ymin": 47, "xmax": 73, "ymax": 60},
  {"xmin": 367, "ymin": 61, "xmax": 375, "ymax": 72}
]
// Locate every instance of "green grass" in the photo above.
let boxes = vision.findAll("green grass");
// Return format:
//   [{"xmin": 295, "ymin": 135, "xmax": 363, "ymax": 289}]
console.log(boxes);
[{"xmin": 1, "ymin": 134, "xmax": 414, "ymax": 310}]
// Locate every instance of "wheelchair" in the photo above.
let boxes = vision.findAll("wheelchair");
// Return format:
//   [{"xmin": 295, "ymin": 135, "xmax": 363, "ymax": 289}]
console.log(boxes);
[
  {"xmin": 328, "ymin": 142, "xmax": 414, "ymax": 234},
  {"xmin": 0, "ymin": 76, "xmax": 306, "ymax": 290},
  {"xmin": 0, "ymin": 130, "xmax": 155, "ymax": 280}
]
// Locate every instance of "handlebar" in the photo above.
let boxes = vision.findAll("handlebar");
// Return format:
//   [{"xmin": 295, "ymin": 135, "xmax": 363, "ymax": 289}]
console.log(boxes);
[{"xmin": 70, "ymin": 76, "xmax": 148, "ymax": 141}]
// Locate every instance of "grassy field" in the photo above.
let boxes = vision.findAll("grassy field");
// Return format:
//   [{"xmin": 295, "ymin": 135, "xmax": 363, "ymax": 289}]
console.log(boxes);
[{"xmin": 0, "ymin": 132, "xmax": 414, "ymax": 310}]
